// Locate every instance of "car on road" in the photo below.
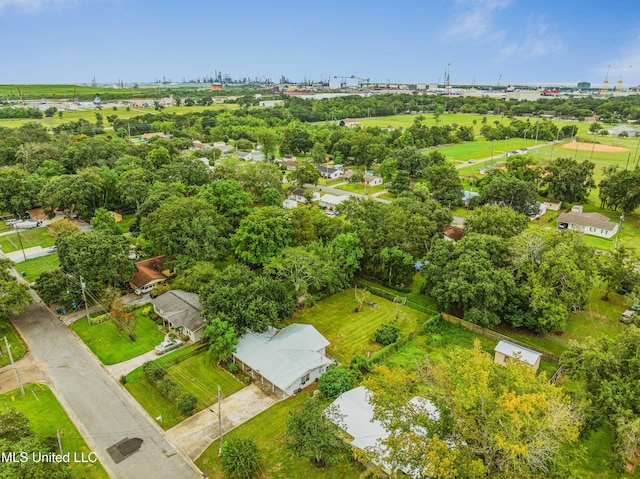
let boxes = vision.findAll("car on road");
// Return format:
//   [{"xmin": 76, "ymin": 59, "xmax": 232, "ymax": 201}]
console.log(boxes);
[
  {"xmin": 47, "ymin": 245, "xmax": 57, "ymax": 253},
  {"xmin": 154, "ymin": 339, "xmax": 182, "ymax": 355},
  {"xmin": 468, "ymin": 159, "xmax": 476, "ymax": 163}
]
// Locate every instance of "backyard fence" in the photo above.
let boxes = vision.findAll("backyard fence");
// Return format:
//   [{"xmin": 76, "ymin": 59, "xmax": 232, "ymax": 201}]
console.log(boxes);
[
  {"xmin": 354, "ymin": 281, "xmax": 440, "ymax": 316},
  {"xmin": 440, "ymin": 313, "xmax": 562, "ymax": 364}
]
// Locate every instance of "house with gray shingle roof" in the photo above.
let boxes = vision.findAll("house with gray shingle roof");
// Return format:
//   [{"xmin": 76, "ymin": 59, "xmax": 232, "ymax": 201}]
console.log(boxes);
[
  {"xmin": 557, "ymin": 211, "xmax": 619, "ymax": 239},
  {"xmin": 150, "ymin": 290, "xmax": 206, "ymax": 342},
  {"xmin": 232, "ymin": 324, "xmax": 332, "ymax": 397}
]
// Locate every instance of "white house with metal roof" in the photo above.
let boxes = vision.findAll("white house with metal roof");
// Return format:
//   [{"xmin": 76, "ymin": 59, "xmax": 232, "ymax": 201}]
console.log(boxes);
[
  {"xmin": 494, "ymin": 340, "xmax": 542, "ymax": 371},
  {"xmin": 232, "ymin": 324, "xmax": 332, "ymax": 397},
  {"xmin": 319, "ymin": 193, "xmax": 349, "ymax": 210},
  {"xmin": 325, "ymin": 386, "xmax": 440, "ymax": 477}
]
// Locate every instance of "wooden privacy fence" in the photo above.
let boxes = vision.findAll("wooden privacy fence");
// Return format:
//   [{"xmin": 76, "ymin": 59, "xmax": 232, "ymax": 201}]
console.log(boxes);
[{"xmin": 440, "ymin": 313, "xmax": 562, "ymax": 364}]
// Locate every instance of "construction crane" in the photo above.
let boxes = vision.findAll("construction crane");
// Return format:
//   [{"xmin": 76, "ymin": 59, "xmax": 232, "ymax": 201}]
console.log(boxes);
[
  {"xmin": 444, "ymin": 63, "xmax": 451, "ymax": 96},
  {"xmin": 601, "ymin": 64, "xmax": 610, "ymax": 95},
  {"xmin": 496, "ymin": 74, "xmax": 502, "ymax": 90}
]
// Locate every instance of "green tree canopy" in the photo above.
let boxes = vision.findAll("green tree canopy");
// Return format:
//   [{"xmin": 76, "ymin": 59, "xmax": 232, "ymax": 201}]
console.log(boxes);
[
  {"xmin": 464, "ymin": 205, "xmax": 529, "ymax": 239},
  {"xmin": 542, "ymin": 157, "xmax": 595, "ymax": 203},
  {"xmin": 231, "ymin": 206, "xmax": 293, "ymax": 266}
]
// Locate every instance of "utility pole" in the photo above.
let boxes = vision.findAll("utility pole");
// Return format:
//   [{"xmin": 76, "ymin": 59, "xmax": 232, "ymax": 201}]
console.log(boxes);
[
  {"xmin": 614, "ymin": 214, "xmax": 625, "ymax": 251},
  {"xmin": 80, "ymin": 276, "xmax": 90, "ymax": 325},
  {"xmin": 4, "ymin": 336, "xmax": 24, "ymax": 396}
]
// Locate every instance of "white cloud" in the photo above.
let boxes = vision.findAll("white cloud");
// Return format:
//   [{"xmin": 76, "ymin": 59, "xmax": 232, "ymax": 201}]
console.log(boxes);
[
  {"xmin": 589, "ymin": 33, "xmax": 640, "ymax": 86},
  {"xmin": 443, "ymin": 0, "xmax": 512, "ymax": 42},
  {"xmin": 498, "ymin": 15, "xmax": 564, "ymax": 60},
  {"xmin": 0, "ymin": 0, "xmax": 80, "ymax": 12}
]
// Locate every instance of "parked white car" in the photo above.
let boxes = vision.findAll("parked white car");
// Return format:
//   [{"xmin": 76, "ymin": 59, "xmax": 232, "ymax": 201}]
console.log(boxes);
[
  {"xmin": 154, "ymin": 339, "xmax": 182, "ymax": 355},
  {"xmin": 5, "ymin": 218, "xmax": 20, "ymax": 226}
]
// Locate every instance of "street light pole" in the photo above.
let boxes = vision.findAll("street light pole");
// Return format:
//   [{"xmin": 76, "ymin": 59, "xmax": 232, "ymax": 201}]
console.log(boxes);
[
  {"xmin": 218, "ymin": 384, "xmax": 223, "ymax": 456},
  {"xmin": 80, "ymin": 276, "xmax": 90, "ymax": 325}
]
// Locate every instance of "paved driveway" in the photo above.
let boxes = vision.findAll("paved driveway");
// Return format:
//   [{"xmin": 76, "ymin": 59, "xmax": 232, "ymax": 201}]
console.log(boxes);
[
  {"xmin": 11, "ymin": 302, "xmax": 200, "ymax": 479},
  {"xmin": 166, "ymin": 383, "xmax": 278, "ymax": 460}
]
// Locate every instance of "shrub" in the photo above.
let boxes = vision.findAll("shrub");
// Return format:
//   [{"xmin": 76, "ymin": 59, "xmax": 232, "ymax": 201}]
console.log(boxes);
[
  {"xmin": 143, "ymin": 361, "xmax": 167, "ymax": 384},
  {"xmin": 221, "ymin": 438, "xmax": 261, "ymax": 479},
  {"xmin": 158, "ymin": 378, "xmax": 180, "ymax": 401},
  {"xmin": 119, "ymin": 375, "xmax": 127, "ymax": 385},
  {"xmin": 228, "ymin": 363, "xmax": 239, "ymax": 374},
  {"xmin": 318, "ymin": 366, "xmax": 353, "ymax": 399},
  {"xmin": 349, "ymin": 354, "xmax": 371, "ymax": 377},
  {"xmin": 177, "ymin": 394, "xmax": 198, "ymax": 416},
  {"xmin": 374, "ymin": 321, "xmax": 401, "ymax": 345}
]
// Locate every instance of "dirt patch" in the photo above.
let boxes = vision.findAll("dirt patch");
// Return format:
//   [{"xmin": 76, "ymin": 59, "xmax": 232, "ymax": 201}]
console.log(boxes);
[
  {"xmin": 0, "ymin": 353, "xmax": 47, "ymax": 395},
  {"xmin": 561, "ymin": 142, "xmax": 630, "ymax": 153}
]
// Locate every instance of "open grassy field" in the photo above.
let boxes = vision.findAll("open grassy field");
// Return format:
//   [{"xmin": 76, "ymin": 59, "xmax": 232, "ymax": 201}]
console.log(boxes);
[
  {"xmin": 0, "ymin": 226, "xmax": 54, "ymax": 252},
  {"xmin": 15, "ymin": 253, "xmax": 60, "ymax": 282},
  {"xmin": 70, "ymin": 308, "xmax": 165, "ymax": 365},
  {"xmin": 125, "ymin": 345, "xmax": 244, "ymax": 430},
  {"xmin": 289, "ymin": 289, "xmax": 426, "ymax": 364},
  {"xmin": 0, "ymin": 320, "xmax": 25, "ymax": 367},
  {"xmin": 0, "ymin": 384, "xmax": 109, "ymax": 479},
  {"xmin": 336, "ymin": 183, "xmax": 385, "ymax": 195},
  {"xmin": 196, "ymin": 389, "xmax": 364, "ymax": 479},
  {"xmin": 0, "ymin": 103, "xmax": 237, "ymax": 129}
]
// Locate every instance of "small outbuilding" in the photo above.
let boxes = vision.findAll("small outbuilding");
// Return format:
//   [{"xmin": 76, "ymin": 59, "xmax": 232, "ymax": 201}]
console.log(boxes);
[{"xmin": 494, "ymin": 340, "xmax": 542, "ymax": 371}]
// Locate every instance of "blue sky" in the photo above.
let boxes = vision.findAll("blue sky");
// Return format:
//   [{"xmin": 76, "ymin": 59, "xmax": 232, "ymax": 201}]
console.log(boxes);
[{"xmin": 1, "ymin": 0, "xmax": 639, "ymax": 86}]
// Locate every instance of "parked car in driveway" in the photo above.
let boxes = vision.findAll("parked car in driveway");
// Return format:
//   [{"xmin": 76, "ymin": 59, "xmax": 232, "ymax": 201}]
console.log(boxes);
[
  {"xmin": 154, "ymin": 339, "xmax": 182, "ymax": 355},
  {"xmin": 620, "ymin": 310, "xmax": 636, "ymax": 324},
  {"xmin": 5, "ymin": 218, "xmax": 20, "ymax": 226}
]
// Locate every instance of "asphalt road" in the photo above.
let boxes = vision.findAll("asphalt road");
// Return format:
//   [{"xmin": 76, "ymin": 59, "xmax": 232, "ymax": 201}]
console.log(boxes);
[{"xmin": 11, "ymin": 302, "xmax": 200, "ymax": 479}]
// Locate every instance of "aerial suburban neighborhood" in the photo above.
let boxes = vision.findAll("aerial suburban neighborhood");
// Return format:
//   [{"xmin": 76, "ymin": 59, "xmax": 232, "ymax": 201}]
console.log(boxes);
[{"xmin": 2, "ymin": 2, "xmax": 640, "ymax": 479}]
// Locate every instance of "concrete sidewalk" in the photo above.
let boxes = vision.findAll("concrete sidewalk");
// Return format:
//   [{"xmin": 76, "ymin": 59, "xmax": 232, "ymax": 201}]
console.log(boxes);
[
  {"xmin": 105, "ymin": 350, "xmax": 159, "ymax": 379},
  {"xmin": 166, "ymin": 383, "xmax": 278, "ymax": 460}
]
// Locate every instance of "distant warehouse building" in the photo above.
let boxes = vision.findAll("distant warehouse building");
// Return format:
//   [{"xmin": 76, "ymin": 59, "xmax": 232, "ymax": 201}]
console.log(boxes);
[
  {"xmin": 577, "ymin": 81, "xmax": 591, "ymax": 89},
  {"xmin": 505, "ymin": 90, "xmax": 542, "ymax": 101}
]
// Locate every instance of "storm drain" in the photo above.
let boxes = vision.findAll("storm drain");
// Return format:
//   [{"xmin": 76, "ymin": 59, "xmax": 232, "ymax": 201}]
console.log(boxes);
[{"xmin": 107, "ymin": 437, "xmax": 143, "ymax": 464}]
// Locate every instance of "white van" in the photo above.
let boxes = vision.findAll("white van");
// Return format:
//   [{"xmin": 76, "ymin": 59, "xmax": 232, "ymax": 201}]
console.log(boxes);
[{"xmin": 134, "ymin": 284, "xmax": 156, "ymax": 295}]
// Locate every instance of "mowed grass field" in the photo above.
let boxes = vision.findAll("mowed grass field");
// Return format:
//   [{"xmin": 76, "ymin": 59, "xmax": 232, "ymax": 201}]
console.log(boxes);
[
  {"xmin": 125, "ymin": 345, "xmax": 244, "ymax": 430},
  {"xmin": 71, "ymin": 308, "xmax": 165, "ymax": 365},
  {"xmin": 289, "ymin": 289, "xmax": 426, "ymax": 364},
  {"xmin": 0, "ymin": 384, "xmax": 109, "ymax": 479},
  {"xmin": 16, "ymin": 253, "xmax": 60, "ymax": 282},
  {"xmin": 196, "ymin": 389, "xmax": 364, "ymax": 479},
  {"xmin": 0, "ymin": 226, "xmax": 54, "ymax": 252},
  {"xmin": 0, "ymin": 103, "xmax": 236, "ymax": 129}
]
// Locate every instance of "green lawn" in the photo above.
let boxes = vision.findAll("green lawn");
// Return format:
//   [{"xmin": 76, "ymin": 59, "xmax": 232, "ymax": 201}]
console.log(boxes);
[
  {"xmin": 494, "ymin": 279, "xmax": 629, "ymax": 357},
  {"xmin": 0, "ymin": 320, "xmax": 25, "ymax": 367},
  {"xmin": 357, "ymin": 274, "xmax": 439, "ymax": 314},
  {"xmin": 290, "ymin": 289, "xmax": 426, "ymax": 364},
  {"xmin": 15, "ymin": 254, "xmax": 60, "ymax": 282},
  {"xmin": 318, "ymin": 177, "xmax": 344, "ymax": 186},
  {"xmin": 71, "ymin": 308, "xmax": 165, "ymax": 365},
  {"xmin": 335, "ymin": 183, "xmax": 385, "ymax": 195},
  {"xmin": 125, "ymin": 345, "xmax": 243, "ymax": 430},
  {"xmin": 0, "ymin": 226, "xmax": 54, "ymax": 252},
  {"xmin": 0, "ymin": 384, "xmax": 109, "ymax": 479},
  {"xmin": 196, "ymin": 390, "xmax": 364, "ymax": 479},
  {"xmin": 115, "ymin": 213, "xmax": 136, "ymax": 234}
]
